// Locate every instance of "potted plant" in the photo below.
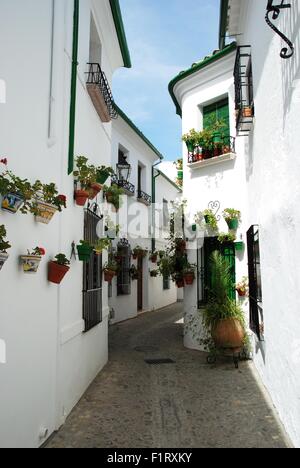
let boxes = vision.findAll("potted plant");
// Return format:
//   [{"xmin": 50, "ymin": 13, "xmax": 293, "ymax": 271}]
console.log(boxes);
[
  {"xmin": 0, "ymin": 224, "xmax": 11, "ymax": 271},
  {"xmin": 32, "ymin": 181, "xmax": 66, "ymax": 224},
  {"xmin": 96, "ymin": 166, "xmax": 115, "ymax": 185},
  {"xmin": 183, "ymin": 264, "xmax": 196, "ymax": 285},
  {"xmin": 77, "ymin": 240, "xmax": 93, "ymax": 262},
  {"xmin": 150, "ymin": 269, "xmax": 159, "ymax": 278},
  {"xmin": 48, "ymin": 254, "xmax": 70, "ymax": 284},
  {"xmin": 223, "ymin": 208, "xmax": 241, "ymax": 231},
  {"xmin": 73, "ymin": 156, "xmax": 98, "ymax": 206},
  {"xmin": 103, "ymin": 260, "xmax": 119, "ymax": 283},
  {"xmin": 236, "ymin": 277, "xmax": 248, "ymax": 297},
  {"xmin": 103, "ymin": 184, "xmax": 124, "ymax": 212},
  {"xmin": 158, "ymin": 250, "xmax": 165, "ymax": 259},
  {"xmin": 158, "ymin": 256, "xmax": 173, "ymax": 279},
  {"xmin": 182, "ymin": 129, "xmax": 200, "ymax": 153},
  {"xmin": 0, "ymin": 167, "xmax": 36, "ymax": 214},
  {"xmin": 132, "ymin": 246, "xmax": 148, "ymax": 260},
  {"xmin": 173, "ymin": 273, "xmax": 184, "ymax": 289},
  {"xmin": 218, "ymin": 232, "xmax": 237, "ymax": 244},
  {"xmin": 93, "ymin": 238, "xmax": 111, "ymax": 256},
  {"xmin": 235, "ymin": 240, "xmax": 245, "ymax": 251},
  {"xmin": 242, "ymin": 106, "xmax": 253, "ymax": 118},
  {"xmin": 203, "ymin": 252, "xmax": 245, "ymax": 349},
  {"xmin": 20, "ymin": 246, "xmax": 46, "ymax": 273},
  {"xmin": 203, "ymin": 209, "xmax": 218, "ymax": 232},
  {"xmin": 198, "ymin": 128, "xmax": 214, "ymax": 159},
  {"xmin": 175, "ymin": 239, "xmax": 186, "ymax": 254},
  {"xmin": 149, "ymin": 251, "xmax": 158, "ymax": 263}
]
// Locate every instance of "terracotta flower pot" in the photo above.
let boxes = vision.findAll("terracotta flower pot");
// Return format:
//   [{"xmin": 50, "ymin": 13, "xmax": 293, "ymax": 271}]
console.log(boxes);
[
  {"xmin": 236, "ymin": 288, "xmax": 247, "ymax": 297},
  {"xmin": 243, "ymin": 106, "xmax": 253, "ymax": 118},
  {"xmin": 74, "ymin": 190, "xmax": 89, "ymax": 207},
  {"xmin": 184, "ymin": 273, "xmax": 195, "ymax": 286},
  {"xmin": 48, "ymin": 262, "xmax": 70, "ymax": 284},
  {"xmin": 35, "ymin": 200, "xmax": 58, "ymax": 224},
  {"xmin": 104, "ymin": 269, "xmax": 115, "ymax": 283},
  {"xmin": 88, "ymin": 183, "xmax": 102, "ymax": 200},
  {"xmin": 176, "ymin": 279, "xmax": 185, "ymax": 289},
  {"xmin": 1, "ymin": 193, "xmax": 24, "ymax": 214},
  {"xmin": 20, "ymin": 255, "xmax": 42, "ymax": 273},
  {"xmin": 0, "ymin": 252, "xmax": 9, "ymax": 271},
  {"xmin": 212, "ymin": 318, "xmax": 245, "ymax": 349},
  {"xmin": 150, "ymin": 255, "xmax": 158, "ymax": 264}
]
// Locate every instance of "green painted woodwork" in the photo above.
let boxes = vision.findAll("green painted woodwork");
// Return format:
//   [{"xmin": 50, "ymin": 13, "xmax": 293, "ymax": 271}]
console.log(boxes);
[{"xmin": 68, "ymin": 0, "xmax": 79, "ymax": 175}]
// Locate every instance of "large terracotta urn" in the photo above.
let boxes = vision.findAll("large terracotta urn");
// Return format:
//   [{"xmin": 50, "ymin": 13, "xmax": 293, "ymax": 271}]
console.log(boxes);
[{"xmin": 212, "ymin": 318, "xmax": 245, "ymax": 349}]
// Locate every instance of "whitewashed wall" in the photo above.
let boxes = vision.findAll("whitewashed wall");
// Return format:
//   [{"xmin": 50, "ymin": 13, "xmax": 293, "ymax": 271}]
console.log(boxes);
[
  {"xmin": 173, "ymin": 51, "xmax": 249, "ymax": 351},
  {"xmin": 229, "ymin": 0, "xmax": 300, "ymax": 448},
  {"xmin": 0, "ymin": 0, "xmax": 122, "ymax": 448}
]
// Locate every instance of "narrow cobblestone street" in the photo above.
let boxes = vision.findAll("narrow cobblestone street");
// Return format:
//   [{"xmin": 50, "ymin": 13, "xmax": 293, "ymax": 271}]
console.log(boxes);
[{"xmin": 47, "ymin": 304, "xmax": 289, "ymax": 449}]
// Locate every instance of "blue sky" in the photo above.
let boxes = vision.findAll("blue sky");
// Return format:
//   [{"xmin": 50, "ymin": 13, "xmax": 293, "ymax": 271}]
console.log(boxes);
[{"xmin": 113, "ymin": 0, "xmax": 221, "ymax": 161}]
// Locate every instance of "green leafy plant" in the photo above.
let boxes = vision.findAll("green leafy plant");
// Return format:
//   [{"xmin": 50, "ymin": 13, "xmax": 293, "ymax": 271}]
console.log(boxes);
[
  {"xmin": 203, "ymin": 209, "xmax": 219, "ymax": 231},
  {"xmin": 133, "ymin": 246, "xmax": 148, "ymax": 258},
  {"xmin": 0, "ymin": 171, "xmax": 39, "ymax": 214},
  {"xmin": 53, "ymin": 254, "xmax": 70, "ymax": 266},
  {"xmin": 93, "ymin": 238, "xmax": 111, "ymax": 254},
  {"xmin": 203, "ymin": 252, "xmax": 245, "ymax": 331},
  {"xmin": 73, "ymin": 156, "xmax": 97, "ymax": 190},
  {"xmin": 33, "ymin": 181, "xmax": 67, "ymax": 212},
  {"xmin": 150, "ymin": 269, "xmax": 159, "ymax": 278},
  {"xmin": 103, "ymin": 184, "xmax": 124, "ymax": 211},
  {"xmin": 173, "ymin": 158, "xmax": 183, "ymax": 170},
  {"xmin": 223, "ymin": 208, "xmax": 241, "ymax": 222},
  {"xmin": 182, "ymin": 128, "xmax": 200, "ymax": 146},
  {"xmin": 103, "ymin": 259, "xmax": 119, "ymax": 273},
  {"xmin": 96, "ymin": 165, "xmax": 115, "ymax": 184},
  {"xmin": 0, "ymin": 225, "xmax": 11, "ymax": 252},
  {"xmin": 217, "ymin": 232, "xmax": 237, "ymax": 244},
  {"xmin": 27, "ymin": 246, "xmax": 46, "ymax": 256}
]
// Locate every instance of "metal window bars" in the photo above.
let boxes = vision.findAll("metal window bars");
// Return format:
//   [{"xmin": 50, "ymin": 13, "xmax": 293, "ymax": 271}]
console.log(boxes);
[
  {"xmin": 247, "ymin": 225, "xmax": 264, "ymax": 341},
  {"xmin": 137, "ymin": 190, "xmax": 152, "ymax": 206},
  {"xmin": 86, "ymin": 63, "xmax": 118, "ymax": 121},
  {"xmin": 117, "ymin": 239, "xmax": 132, "ymax": 296},
  {"xmin": 187, "ymin": 136, "xmax": 236, "ymax": 164},
  {"xmin": 234, "ymin": 46, "xmax": 255, "ymax": 136},
  {"xmin": 111, "ymin": 175, "xmax": 135, "ymax": 196}
]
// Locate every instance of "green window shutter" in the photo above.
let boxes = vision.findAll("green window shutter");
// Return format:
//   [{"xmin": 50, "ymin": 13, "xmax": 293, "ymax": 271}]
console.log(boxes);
[
  {"xmin": 203, "ymin": 98, "xmax": 230, "ymax": 139},
  {"xmin": 221, "ymin": 243, "xmax": 236, "ymax": 300}
]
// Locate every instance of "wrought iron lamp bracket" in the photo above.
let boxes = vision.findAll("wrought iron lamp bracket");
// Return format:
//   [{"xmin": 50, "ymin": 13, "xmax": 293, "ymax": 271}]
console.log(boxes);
[{"xmin": 265, "ymin": 0, "xmax": 294, "ymax": 59}]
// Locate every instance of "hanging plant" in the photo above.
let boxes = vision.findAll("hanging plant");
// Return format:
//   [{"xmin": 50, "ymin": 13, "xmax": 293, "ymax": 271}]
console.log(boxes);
[
  {"xmin": 32, "ymin": 181, "xmax": 66, "ymax": 224},
  {"xmin": 218, "ymin": 232, "xmax": 237, "ymax": 244},
  {"xmin": 0, "ymin": 164, "xmax": 37, "ymax": 214},
  {"xmin": 48, "ymin": 254, "xmax": 70, "ymax": 284},
  {"xmin": 149, "ymin": 251, "xmax": 158, "ymax": 263},
  {"xmin": 103, "ymin": 184, "xmax": 124, "ymax": 212},
  {"xmin": 223, "ymin": 208, "xmax": 241, "ymax": 231},
  {"xmin": 77, "ymin": 240, "xmax": 93, "ymax": 262},
  {"xmin": 173, "ymin": 273, "xmax": 185, "ymax": 289},
  {"xmin": 183, "ymin": 264, "xmax": 196, "ymax": 286},
  {"xmin": 20, "ymin": 246, "xmax": 46, "ymax": 274},
  {"xmin": 93, "ymin": 238, "xmax": 111, "ymax": 255},
  {"xmin": 236, "ymin": 277, "xmax": 249, "ymax": 297},
  {"xmin": 103, "ymin": 260, "xmax": 119, "ymax": 283},
  {"xmin": 150, "ymin": 269, "xmax": 159, "ymax": 278},
  {"xmin": 73, "ymin": 156, "xmax": 98, "ymax": 206},
  {"xmin": 96, "ymin": 166, "xmax": 115, "ymax": 185},
  {"xmin": 203, "ymin": 209, "xmax": 218, "ymax": 232},
  {"xmin": 132, "ymin": 246, "xmax": 148, "ymax": 260},
  {"xmin": 105, "ymin": 217, "xmax": 120, "ymax": 240},
  {"xmin": 0, "ymin": 224, "xmax": 11, "ymax": 271}
]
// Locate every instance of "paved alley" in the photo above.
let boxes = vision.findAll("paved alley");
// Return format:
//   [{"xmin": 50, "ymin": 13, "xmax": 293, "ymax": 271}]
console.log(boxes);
[{"xmin": 47, "ymin": 304, "xmax": 289, "ymax": 449}]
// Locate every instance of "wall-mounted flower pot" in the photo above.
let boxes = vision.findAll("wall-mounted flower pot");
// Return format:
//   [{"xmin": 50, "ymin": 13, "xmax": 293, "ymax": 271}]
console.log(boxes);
[
  {"xmin": 88, "ymin": 183, "xmax": 102, "ymax": 200},
  {"xmin": 48, "ymin": 262, "xmax": 70, "ymax": 284},
  {"xmin": 35, "ymin": 201, "xmax": 58, "ymax": 225},
  {"xmin": 96, "ymin": 172, "xmax": 109, "ymax": 185},
  {"xmin": 1, "ymin": 193, "xmax": 24, "ymax": 214},
  {"xmin": 20, "ymin": 255, "xmax": 42, "ymax": 273},
  {"xmin": 236, "ymin": 288, "xmax": 247, "ymax": 297},
  {"xmin": 77, "ymin": 244, "xmax": 93, "ymax": 262},
  {"xmin": 0, "ymin": 252, "xmax": 9, "ymax": 271},
  {"xmin": 226, "ymin": 218, "xmax": 239, "ymax": 231},
  {"xmin": 74, "ymin": 190, "xmax": 89, "ymax": 207},
  {"xmin": 150, "ymin": 255, "xmax": 158, "ymax": 264},
  {"xmin": 235, "ymin": 241, "xmax": 244, "ymax": 252},
  {"xmin": 104, "ymin": 269, "xmax": 115, "ymax": 283},
  {"xmin": 185, "ymin": 141, "xmax": 194, "ymax": 153},
  {"xmin": 176, "ymin": 280, "xmax": 185, "ymax": 289},
  {"xmin": 242, "ymin": 107, "xmax": 253, "ymax": 118},
  {"xmin": 105, "ymin": 193, "xmax": 118, "ymax": 212},
  {"xmin": 184, "ymin": 273, "xmax": 195, "ymax": 286}
]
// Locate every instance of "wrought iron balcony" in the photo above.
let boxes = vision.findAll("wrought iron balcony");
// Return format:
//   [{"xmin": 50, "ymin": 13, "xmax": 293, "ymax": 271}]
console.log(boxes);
[
  {"xmin": 137, "ymin": 190, "xmax": 152, "ymax": 206},
  {"xmin": 111, "ymin": 176, "xmax": 135, "ymax": 196},
  {"xmin": 234, "ymin": 46, "xmax": 254, "ymax": 136},
  {"xmin": 86, "ymin": 63, "xmax": 118, "ymax": 122},
  {"xmin": 187, "ymin": 136, "xmax": 236, "ymax": 165}
]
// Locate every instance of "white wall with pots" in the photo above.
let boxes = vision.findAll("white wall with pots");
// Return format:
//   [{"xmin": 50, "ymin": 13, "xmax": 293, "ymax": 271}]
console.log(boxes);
[
  {"xmin": 0, "ymin": 0, "xmax": 124, "ymax": 448},
  {"xmin": 226, "ymin": 0, "xmax": 300, "ymax": 448}
]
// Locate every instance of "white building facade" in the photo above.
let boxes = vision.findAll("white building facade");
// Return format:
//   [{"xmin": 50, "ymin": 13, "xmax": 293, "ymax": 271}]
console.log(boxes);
[{"xmin": 0, "ymin": 0, "xmax": 131, "ymax": 448}]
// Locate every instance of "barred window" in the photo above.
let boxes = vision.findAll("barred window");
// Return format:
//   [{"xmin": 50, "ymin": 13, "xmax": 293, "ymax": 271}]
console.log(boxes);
[
  {"xmin": 163, "ymin": 274, "xmax": 170, "ymax": 291},
  {"xmin": 117, "ymin": 239, "xmax": 131, "ymax": 296},
  {"xmin": 247, "ymin": 225, "xmax": 264, "ymax": 340}
]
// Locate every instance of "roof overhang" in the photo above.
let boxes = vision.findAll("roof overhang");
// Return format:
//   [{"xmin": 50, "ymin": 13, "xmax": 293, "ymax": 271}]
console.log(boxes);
[{"xmin": 109, "ymin": 0, "xmax": 132, "ymax": 68}]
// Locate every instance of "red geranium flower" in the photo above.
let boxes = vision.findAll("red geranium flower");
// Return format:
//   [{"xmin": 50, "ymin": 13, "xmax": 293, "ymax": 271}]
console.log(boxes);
[
  {"xmin": 39, "ymin": 247, "xmax": 46, "ymax": 256},
  {"xmin": 0, "ymin": 158, "xmax": 8, "ymax": 165}
]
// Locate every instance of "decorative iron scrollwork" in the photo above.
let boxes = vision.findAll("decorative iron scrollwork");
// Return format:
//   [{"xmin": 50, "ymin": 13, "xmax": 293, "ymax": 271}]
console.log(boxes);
[
  {"xmin": 208, "ymin": 201, "xmax": 221, "ymax": 221},
  {"xmin": 265, "ymin": 0, "xmax": 294, "ymax": 59}
]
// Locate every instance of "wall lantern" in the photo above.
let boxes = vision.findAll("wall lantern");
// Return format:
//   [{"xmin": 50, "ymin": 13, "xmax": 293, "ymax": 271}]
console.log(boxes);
[
  {"xmin": 116, "ymin": 156, "xmax": 132, "ymax": 182},
  {"xmin": 265, "ymin": 0, "xmax": 294, "ymax": 59}
]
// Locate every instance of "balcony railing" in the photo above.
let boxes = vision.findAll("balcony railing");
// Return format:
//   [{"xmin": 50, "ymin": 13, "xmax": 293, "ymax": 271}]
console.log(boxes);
[
  {"xmin": 86, "ymin": 63, "xmax": 118, "ymax": 122},
  {"xmin": 187, "ymin": 136, "xmax": 236, "ymax": 165},
  {"xmin": 234, "ymin": 46, "xmax": 254, "ymax": 135},
  {"xmin": 137, "ymin": 190, "xmax": 152, "ymax": 206},
  {"xmin": 111, "ymin": 176, "xmax": 135, "ymax": 196}
]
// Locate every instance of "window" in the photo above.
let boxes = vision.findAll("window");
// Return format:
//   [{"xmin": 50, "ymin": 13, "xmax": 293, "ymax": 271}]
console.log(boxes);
[
  {"xmin": 83, "ymin": 209, "xmax": 103, "ymax": 332},
  {"xmin": 163, "ymin": 275, "xmax": 170, "ymax": 291},
  {"xmin": 117, "ymin": 240, "xmax": 131, "ymax": 296},
  {"xmin": 247, "ymin": 226, "xmax": 264, "ymax": 340},
  {"xmin": 234, "ymin": 45, "xmax": 254, "ymax": 135},
  {"xmin": 203, "ymin": 98, "xmax": 230, "ymax": 138},
  {"xmin": 163, "ymin": 199, "xmax": 169, "ymax": 229}
]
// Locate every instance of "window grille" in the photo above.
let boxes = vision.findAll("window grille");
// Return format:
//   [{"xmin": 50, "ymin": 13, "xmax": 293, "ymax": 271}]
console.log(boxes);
[
  {"xmin": 117, "ymin": 239, "xmax": 131, "ymax": 296},
  {"xmin": 247, "ymin": 225, "xmax": 264, "ymax": 340},
  {"xmin": 163, "ymin": 274, "xmax": 171, "ymax": 291},
  {"xmin": 234, "ymin": 46, "xmax": 255, "ymax": 135},
  {"xmin": 83, "ymin": 208, "xmax": 103, "ymax": 332}
]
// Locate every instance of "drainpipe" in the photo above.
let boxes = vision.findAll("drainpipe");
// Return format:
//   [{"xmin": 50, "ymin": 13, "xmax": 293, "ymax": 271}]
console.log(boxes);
[
  {"xmin": 68, "ymin": 0, "xmax": 79, "ymax": 175},
  {"xmin": 151, "ymin": 160, "xmax": 162, "ymax": 253}
]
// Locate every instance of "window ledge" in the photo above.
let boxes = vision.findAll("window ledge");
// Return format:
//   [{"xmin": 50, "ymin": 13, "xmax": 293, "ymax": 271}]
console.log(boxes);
[{"xmin": 187, "ymin": 152, "xmax": 236, "ymax": 169}]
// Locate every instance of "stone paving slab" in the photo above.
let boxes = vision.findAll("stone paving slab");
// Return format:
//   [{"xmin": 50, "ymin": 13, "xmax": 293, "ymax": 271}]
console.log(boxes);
[{"xmin": 47, "ymin": 304, "xmax": 289, "ymax": 448}]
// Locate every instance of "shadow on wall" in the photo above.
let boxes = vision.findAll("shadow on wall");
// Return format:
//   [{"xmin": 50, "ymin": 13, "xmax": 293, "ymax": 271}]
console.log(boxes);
[{"xmin": 282, "ymin": 1, "xmax": 300, "ymax": 123}]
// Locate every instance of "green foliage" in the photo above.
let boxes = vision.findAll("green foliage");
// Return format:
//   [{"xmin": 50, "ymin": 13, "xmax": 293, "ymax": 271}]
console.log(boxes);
[
  {"xmin": 133, "ymin": 246, "xmax": 148, "ymax": 257},
  {"xmin": 217, "ymin": 232, "xmax": 237, "ymax": 244},
  {"xmin": 93, "ymin": 238, "xmax": 111, "ymax": 253},
  {"xmin": 32, "ymin": 181, "xmax": 66, "ymax": 212},
  {"xmin": 103, "ymin": 184, "xmax": 124, "ymax": 210},
  {"xmin": 203, "ymin": 252, "xmax": 245, "ymax": 331},
  {"xmin": 0, "ymin": 225, "xmax": 11, "ymax": 252},
  {"xmin": 223, "ymin": 208, "xmax": 241, "ymax": 222},
  {"xmin": 104, "ymin": 259, "xmax": 119, "ymax": 272},
  {"xmin": 54, "ymin": 254, "xmax": 70, "ymax": 266},
  {"xmin": 73, "ymin": 156, "xmax": 96, "ymax": 190},
  {"xmin": 203, "ymin": 209, "xmax": 219, "ymax": 232},
  {"xmin": 0, "ymin": 171, "xmax": 36, "ymax": 214},
  {"xmin": 150, "ymin": 270, "xmax": 159, "ymax": 278}
]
